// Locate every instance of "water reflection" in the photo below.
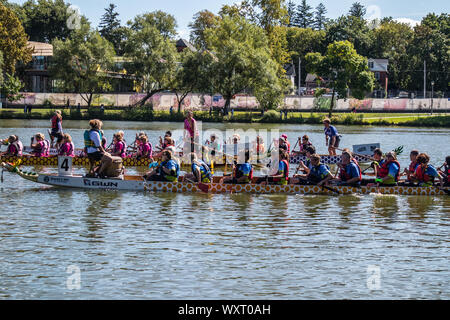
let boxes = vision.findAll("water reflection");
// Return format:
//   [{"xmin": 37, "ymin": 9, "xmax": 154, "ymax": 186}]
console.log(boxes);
[
  {"xmin": 337, "ymin": 195, "xmax": 361, "ymax": 220},
  {"xmin": 406, "ymin": 196, "xmax": 434, "ymax": 220},
  {"xmin": 371, "ymin": 194, "xmax": 399, "ymax": 221}
]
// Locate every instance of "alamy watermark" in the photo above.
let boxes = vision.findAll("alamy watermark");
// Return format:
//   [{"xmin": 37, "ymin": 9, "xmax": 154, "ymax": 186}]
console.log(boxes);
[
  {"xmin": 66, "ymin": 264, "xmax": 81, "ymax": 290},
  {"xmin": 366, "ymin": 265, "xmax": 381, "ymax": 290},
  {"xmin": 66, "ymin": 5, "xmax": 81, "ymax": 31}
]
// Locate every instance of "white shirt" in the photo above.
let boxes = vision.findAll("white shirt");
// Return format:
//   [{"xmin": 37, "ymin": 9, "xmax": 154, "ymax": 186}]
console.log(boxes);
[{"xmin": 87, "ymin": 130, "xmax": 102, "ymax": 154}]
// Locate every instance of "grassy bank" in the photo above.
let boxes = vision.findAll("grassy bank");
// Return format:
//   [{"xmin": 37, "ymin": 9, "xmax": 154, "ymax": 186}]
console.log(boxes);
[{"xmin": 1, "ymin": 107, "xmax": 449, "ymax": 127}]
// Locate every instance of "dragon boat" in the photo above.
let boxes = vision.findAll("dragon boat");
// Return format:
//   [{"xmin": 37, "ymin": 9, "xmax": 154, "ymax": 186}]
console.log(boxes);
[
  {"xmin": 2, "ymin": 162, "xmax": 448, "ymax": 196},
  {"xmin": 0, "ymin": 152, "xmax": 370, "ymax": 167}
]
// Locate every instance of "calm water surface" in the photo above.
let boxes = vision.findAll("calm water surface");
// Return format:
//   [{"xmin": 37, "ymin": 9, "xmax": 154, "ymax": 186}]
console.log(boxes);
[{"xmin": 0, "ymin": 119, "xmax": 449, "ymax": 299}]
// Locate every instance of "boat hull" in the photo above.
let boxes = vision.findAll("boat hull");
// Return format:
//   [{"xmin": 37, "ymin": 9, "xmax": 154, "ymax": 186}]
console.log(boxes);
[{"xmin": 31, "ymin": 174, "xmax": 450, "ymax": 195}]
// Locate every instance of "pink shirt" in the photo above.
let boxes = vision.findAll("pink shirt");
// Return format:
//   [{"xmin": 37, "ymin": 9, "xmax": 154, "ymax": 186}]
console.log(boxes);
[
  {"xmin": 184, "ymin": 118, "xmax": 198, "ymax": 138},
  {"xmin": 113, "ymin": 141, "xmax": 127, "ymax": 158},
  {"xmin": 139, "ymin": 143, "xmax": 152, "ymax": 158},
  {"xmin": 59, "ymin": 142, "xmax": 75, "ymax": 157}
]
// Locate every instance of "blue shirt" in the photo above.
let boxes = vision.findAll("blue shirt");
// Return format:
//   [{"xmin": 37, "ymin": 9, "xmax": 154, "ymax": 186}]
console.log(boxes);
[
  {"xmin": 278, "ymin": 160, "xmax": 287, "ymax": 176},
  {"xmin": 310, "ymin": 164, "xmax": 331, "ymax": 180},
  {"xmin": 238, "ymin": 163, "xmax": 252, "ymax": 176},
  {"xmin": 421, "ymin": 165, "xmax": 439, "ymax": 178},
  {"xmin": 324, "ymin": 125, "xmax": 338, "ymax": 138},
  {"xmin": 345, "ymin": 162, "xmax": 361, "ymax": 179}
]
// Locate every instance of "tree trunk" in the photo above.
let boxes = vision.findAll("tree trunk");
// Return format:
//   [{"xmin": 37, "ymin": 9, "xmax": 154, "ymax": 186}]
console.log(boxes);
[
  {"xmin": 328, "ymin": 88, "xmax": 335, "ymax": 118},
  {"xmin": 136, "ymin": 89, "xmax": 165, "ymax": 109},
  {"xmin": 224, "ymin": 96, "xmax": 231, "ymax": 116}
]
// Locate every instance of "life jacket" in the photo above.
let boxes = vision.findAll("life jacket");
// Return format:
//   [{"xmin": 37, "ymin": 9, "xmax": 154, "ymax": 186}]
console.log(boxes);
[
  {"xmin": 408, "ymin": 161, "xmax": 418, "ymax": 174},
  {"xmin": 286, "ymin": 141, "xmax": 291, "ymax": 153},
  {"xmin": 339, "ymin": 161, "xmax": 362, "ymax": 182},
  {"xmin": 43, "ymin": 139, "xmax": 50, "ymax": 156},
  {"xmin": 8, "ymin": 141, "xmax": 23, "ymax": 156},
  {"xmin": 415, "ymin": 165, "xmax": 435, "ymax": 186},
  {"xmin": 309, "ymin": 163, "xmax": 330, "ymax": 183},
  {"xmin": 33, "ymin": 140, "xmax": 48, "ymax": 157},
  {"xmin": 377, "ymin": 159, "xmax": 401, "ymax": 181},
  {"xmin": 158, "ymin": 159, "xmax": 179, "ymax": 182},
  {"xmin": 446, "ymin": 166, "xmax": 450, "ymax": 184},
  {"xmin": 59, "ymin": 142, "xmax": 75, "ymax": 157},
  {"xmin": 84, "ymin": 129, "xmax": 103, "ymax": 149},
  {"xmin": 235, "ymin": 163, "xmax": 253, "ymax": 183},
  {"xmin": 114, "ymin": 141, "xmax": 127, "ymax": 157},
  {"xmin": 51, "ymin": 115, "xmax": 61, "ymax": 130},
  {"xmin": 272, "ymin": 160, "xmax": 289, "ymax": 185},
  {"xmin": 193, "ymin": 160, "xmax": 212, "ymax": 183}
]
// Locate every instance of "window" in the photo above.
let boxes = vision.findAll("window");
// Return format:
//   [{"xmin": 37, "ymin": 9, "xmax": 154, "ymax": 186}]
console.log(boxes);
[
  {"xmin": 368, "ymin": 61, "xmax": 374, "ymax": 69},
  {"xmin": 375, "ymin": 72, "xmax": 380, "ymax": 80}
]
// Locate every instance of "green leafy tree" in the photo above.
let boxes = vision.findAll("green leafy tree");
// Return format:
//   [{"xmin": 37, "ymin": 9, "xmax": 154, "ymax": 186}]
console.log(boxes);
[
  {"xmin": 313, "ymin": 3, "xmax": 328, "ymax": 30},
  {"xmin": 305, "ymin": 41, "xmax": 375, "ymax": 117},
  {"xmin": 1, "ymin": 73, "xmax": 24, "ymax": 103},
  {"xmin": 286, "ymin": 0, "xmax": 296, "ymax": 27},
  {"xmin": 325, "ymin": 15, "xmax": 373, "ymax": 57},
  {"xmin": 172, "ymin": 50, "xmax": 215, "ymax": 113},
  {"xmin": 50, "ymin": 23, "xmax": 116, "ymax": 107},
  {"xmin": 408, "ymin": 13, "xmax": 449, "ymax": 93},
  {"xmin": 0, "ymin": 3, "xmax": 32, "ymax": 74},
  {"xmin": 204, "ymin": 15, "xmax": 283, "ymax": 114},
  {"xmin": 348, "ymin": 2, "xmax": 366, "ymax": 18},
  {"xmin": 371, "ymin": 20, "xmax": 414, "ymax": 90},
  {"xmin": 124, "ymin": 11, "xmax": 178, "ymax": 107},
  {"xmin": 99, "ymin": 3, "xmax": 124, "ymax": 54},
  {"xmin": 188, "ymin": 10, "xmax": 220, "ymax": 50},
  {"xmin": 21, "ymin": 0, "xmax": 76, "ymax": 43},
  {"xmin": 294, "ymin": 0, "xmax": 314, "ymax": 28}
]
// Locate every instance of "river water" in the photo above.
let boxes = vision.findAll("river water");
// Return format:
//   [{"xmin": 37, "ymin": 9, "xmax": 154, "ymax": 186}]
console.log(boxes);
[{"xmin": 0, "ymin": 119, "xmax": 449, "ymax": 299}]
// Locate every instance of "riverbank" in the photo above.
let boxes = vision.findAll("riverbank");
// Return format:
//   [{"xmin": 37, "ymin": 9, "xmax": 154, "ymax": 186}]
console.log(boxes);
[{"xmin": 1, "ymin": 107, "xmax": 449, "ymax": 127}]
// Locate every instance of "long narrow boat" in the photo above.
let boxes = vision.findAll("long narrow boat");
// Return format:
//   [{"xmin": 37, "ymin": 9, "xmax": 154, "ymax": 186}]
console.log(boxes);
[
  {"xmin": 0, "ymin": 153, "xmax": 369, "ymax": 167},
  {"xmin": 2, "ymin": 162, "xmax": 448, "ymax": 196}
]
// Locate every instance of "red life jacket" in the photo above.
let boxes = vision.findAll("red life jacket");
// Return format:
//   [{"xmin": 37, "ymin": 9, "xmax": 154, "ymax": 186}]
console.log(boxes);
[
  {"xmin": 378, "ymin": 159, "xmax": 401, "ymax": 181},
  {"xmin": 51, "ymin": 115, "xmax": 60, "ymax": 130},
  {"xmin": 339, "ymin": 160, "xmax": 362, "ymax": 182},
  {"xmin": 408, "ymin": 161, "xmax": 418, "ymax": 174},
  {"xmin": 286, "ymin": 141, "xmax": 291, "ymax": 153},
  {"xmin": 415, "ymin": 165, "xmax": 434, "ymax": 183},
  {"xmin": 446, "ymin": 167, "xmax": 450, "ymax": 183}
]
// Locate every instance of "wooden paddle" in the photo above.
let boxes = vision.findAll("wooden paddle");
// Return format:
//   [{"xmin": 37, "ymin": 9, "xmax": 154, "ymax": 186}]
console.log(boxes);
[{"xmin": 321, "ymin": 184, "xmax": 340, "ymax": 195}]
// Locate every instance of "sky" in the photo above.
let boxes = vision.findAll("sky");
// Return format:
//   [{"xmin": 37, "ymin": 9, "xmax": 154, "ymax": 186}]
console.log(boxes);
[{"xmin": 10, "ymin": 0, "xmax": 450, "ymax": 39}]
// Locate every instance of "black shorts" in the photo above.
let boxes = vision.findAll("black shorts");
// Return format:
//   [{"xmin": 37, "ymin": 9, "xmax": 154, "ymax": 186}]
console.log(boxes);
[
  {"xmin": 87, "ymin": 151, "xmax": 104, "ymax": 162},
  {"xmin": 50, "ymin": 130, "xmax": 62, "ymax": 139},
  {"xmin": 330, "ymin": 136, "xmax": 340, "ymax": 148}
]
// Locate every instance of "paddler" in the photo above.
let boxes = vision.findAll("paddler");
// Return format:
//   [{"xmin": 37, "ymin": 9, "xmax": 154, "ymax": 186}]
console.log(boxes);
[
  {"xmin": 368, "ymin": 151, "xmax": 401, "ymax": 186},
  {"xmin": 323, "ymin": 118, "xmax": 340, "ymax": 156},
  {"xmin": 221, "ymin": 150, "xmax": 253, "ymax": 184},
  {"xmin": 333, "ymin": 150, "xmax": 362, "ymax": 186},
  {"xmin": 185, "ymin": 153, "xmax": 212, "ymax": 183},
  {"xmin": 438, "ymin": 156, "xmax": 450, "ymax": 186},
  {"xmin": 144, "ymin": 150, "xmax": 180, "ymax": 182},
  {"xmin": 411, "ymin": 153, "xmax": 444, "ymax": 188},
  {"xmin": 289, "ymin": 146, "xmax": 316, "ymax": 184},
  {"xmin": 281, "ymin": 134, "xmax": 291, "ymax": 153},
  {"xmin": 134, "ymin": 134, "xmax": 153, "ymax": 160},
  {"xmin": 293, "ymin": 154, "xmax": 333, "ymax": 186},
  {"xmin": 292, "ymin": 135, "xmax": 313, "ymax": 156},
  {"xmin": 58, "ymin": 133, "xmax": 75, "ymax": 157},
  {"xmin": 257, "ymin": 150, "xmax": 290, "ymax": 185},
  {"xmin": 0, "ymin": 135, "xmax": 23, "ymax": 156},
  {"xmin": 109, "ymin": 131, "xmax": 127, "ymax": 158},
  {"xmin": 30, "ymin": 133, "xmax": 50, "ymax": 157},
  {"xmin": 402, "ymin": 150, "xmax": 419, "ymax": 183},
  {"xmin": 84, "ymin": 119, "xmax": 106, "ymax": 176}
]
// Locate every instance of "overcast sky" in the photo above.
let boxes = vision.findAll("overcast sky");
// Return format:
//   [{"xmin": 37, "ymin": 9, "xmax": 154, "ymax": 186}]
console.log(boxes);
[{"xmin": 10, "ymin": 0, "xmax": 449, "ymax": 38}]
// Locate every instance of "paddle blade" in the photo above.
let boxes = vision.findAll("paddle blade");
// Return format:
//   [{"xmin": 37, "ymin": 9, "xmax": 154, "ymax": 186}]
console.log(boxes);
[{"xmin": 198, "ymin": 183, "xmax": 210, "ymax": 193}]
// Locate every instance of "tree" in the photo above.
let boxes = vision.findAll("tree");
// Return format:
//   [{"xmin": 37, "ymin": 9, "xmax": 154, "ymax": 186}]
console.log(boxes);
[
  {"xmin": 313, "ymin": 3, "xmax": 328, "ymax": 30},
  {"xmin": 99, "ymin": 3, "xmax": 123, "ymax": 53},
  {"xmin": 1, "ymin": 73, "xmax": 24, "ymax": 103},
  {"xmin": 204, "ymin": 15, "xmax": 283, "ymax": 114},
  {"xmin": 124, "ymin": 11, "xmax": 178, "ymax": 107},
  {"xmin": 0, "ymin": 3, "xmax": 32, "ymax": 74},
  {"xmin": 294, "ymin": 0, "xmax": 314, "ymax": 28},
  {"xmin": 305, "ymin": 41, "xmax": 375, "ymax": 117},
  {"xmin": 50, "ymin": 23, "xmax": 116, "ymax": 107},
  {"xmin": 286, "ymin": 0, "xmax": 296, "ymax": 27},
  {"xmin": 172, "ymin": 50, "xmax": 215, "ymax": 113},
  {"xmin": 21, "ymin": 0, "xmax": 76, "ymax": 43},
  {"xmin": 325, "ymin": 15, "xmax": 373, "ymax": 57},
  {"xmin": 348, "ymin": 2, "xmax": 366, "ymax": 18},
  {"xmin": 370, "ymin": 20, "xmax": 414, "ymax": 90},
  {"xmin": 188, "ymin": 10, "xmax": 220, "ymax": 50}
]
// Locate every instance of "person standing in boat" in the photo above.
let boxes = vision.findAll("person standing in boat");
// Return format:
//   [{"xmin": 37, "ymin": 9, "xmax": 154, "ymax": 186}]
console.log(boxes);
[
  {"xmin": 1, "ymin": 135, "xmax": 23, "ymax": 156},
  {"xmin": 58, "ymin": 133, "xmax": 75, "ymax": 157},
  {"xmin": 50, "ymin": 110, "xmax": 63, "ymax": 148},
  {"xmin": 184, "ymin": 110, "xmax": 198, "ymax": 153},
  {"xmin": 84, "ymin": 119, "xmax": 106, "ymax": 175},
  {"xmin": 30, "ymin": 133, "xmax": 50, "ymax": 157},
  {"xmin": 144, "ymin": 150, "xmax": 179, "ymax": 182},
  {"xmin": 323, "ymin": 118, "xmax": 340, "ymax": 155}
]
